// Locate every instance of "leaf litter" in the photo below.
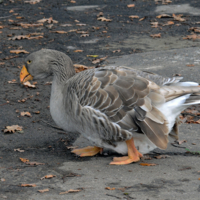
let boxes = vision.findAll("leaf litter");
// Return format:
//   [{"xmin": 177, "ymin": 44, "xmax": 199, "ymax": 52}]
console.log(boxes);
[{"xmin": 3, "ymin": 125, "xmax": 23, "ymax": 133}]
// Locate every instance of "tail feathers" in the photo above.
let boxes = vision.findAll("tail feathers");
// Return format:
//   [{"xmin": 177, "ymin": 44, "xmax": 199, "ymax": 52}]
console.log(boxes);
[{"xmin": 184, "ymin": 94, "xmax": 200, "ymax": 105}]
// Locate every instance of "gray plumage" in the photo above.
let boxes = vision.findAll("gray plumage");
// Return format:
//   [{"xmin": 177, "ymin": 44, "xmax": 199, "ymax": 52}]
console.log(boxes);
[{"xmin": 23, "ymin": 49, "xmax": 200, "ymax": 155}]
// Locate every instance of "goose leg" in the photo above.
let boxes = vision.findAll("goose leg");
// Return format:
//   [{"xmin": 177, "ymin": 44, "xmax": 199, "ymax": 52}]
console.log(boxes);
[
  {"xmin": 72, "ymin": 146, "xmax": 103, "ymax": 157},
  {"xmin": 110, "ymin": 138, "xmax": 143, "ymax": 165}
]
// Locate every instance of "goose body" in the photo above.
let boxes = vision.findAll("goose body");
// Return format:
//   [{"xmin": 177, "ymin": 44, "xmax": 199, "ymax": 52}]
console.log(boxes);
[{"xmin": 20, "ymin": 49, "xmax": 200, "ymax": 165}]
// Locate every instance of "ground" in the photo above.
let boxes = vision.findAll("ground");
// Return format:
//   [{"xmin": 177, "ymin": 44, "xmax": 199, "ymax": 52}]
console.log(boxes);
[{"xmin": 0, "ymin": 0, "xmax": 200, "ymax": 199}]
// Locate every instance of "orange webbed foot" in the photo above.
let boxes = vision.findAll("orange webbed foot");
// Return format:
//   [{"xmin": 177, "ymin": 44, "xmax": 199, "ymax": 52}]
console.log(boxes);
[{"xmin": 72, "ymin": 146, "xmax": 103, "ymax": 157}]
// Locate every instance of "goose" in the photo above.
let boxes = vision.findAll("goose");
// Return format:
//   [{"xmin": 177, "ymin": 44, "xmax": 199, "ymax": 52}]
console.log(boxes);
[{"xmin": 20, "ymin": 49, "xmax": 200, "ymax": 165}]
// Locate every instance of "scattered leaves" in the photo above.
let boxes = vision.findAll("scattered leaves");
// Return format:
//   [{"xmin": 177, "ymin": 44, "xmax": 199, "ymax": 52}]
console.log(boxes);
[
  {"xmin": 151, "ymin": 22, "xmax": 159, "ymax": 28},
  {"xmin": 188, "ymin": 27, "xmax": 200, "ymax": 33},
  {"xmin": 23, "ymin": 81, "xmax": 36, "ymax": 88},
  {"xmin": 4, "ymin": 125, "xmax": 23, "ymax": 133},
  {"xmin": 163, "ymin": 21, "xmax": 174, "ymax": 26},
  {"xmin": 10, "ymin": 50, "xmax": 29, "ymax": 54},
  {"xmin": 52, "ymin": 30, "xmax": 68, "ymax": 34},
  {"xmin": 177, "ymin": 140, "xmax": 187, "ymax": 145},
  {"xmin": 38, "ymin": 188, "xmax": 49, "ymax": 193},
  {"xmin": 21, "ymin": 184, "xmax": 36, "ymax": 187},
  {"xmin": 105, "ymin": 187, "xmax": 115, "ymax": 190},
  {"xmin": 127, "ymin": 4, "xmax": 135, "ymax": 8},
  {"xmin": 8, "ymin": 79, "xmax": 17, "ymax": 84},
  {"xmin": 34, "ymin": 111, "xmax": 40, "ymax": 114},
  {"xmin": 24, "ymin": 0, "xmax": 41, "ymax": 4},
  {"xmin": 97, "ymin": 17, "xmax": 112, "ymax": 22},
  {"xmin": 80, "ymin": 34, "xmax": 89, "ymax": 37},
  {"xmin": 186, "ymin": 64, "xmax": 194, "ymax": 67},
  {"xmin": 113, "ymin": 49, "xmax": 121, "ymax": 53},
  {"xmin": 41, "ymin": 175, "xmax": 56, "ymax": 180},
  {"xmin": 183, "ymin": 34, "xmax": 200, "ymax": 40},
  {"xmin": 139, "ymin": 17, "xmax": 145, "ymax": 21},
  {"xmin": 18, "ymin": 23, "xmax": 43, "ymax": 28},
  {"xmin": 139, "ymin": 163, "xmax": 157, "ymax": 166},
  {"xmin": 37, "ymin": 17, "xmax": 58, "ymax": 24},
  {"xmin": 59, "ymin": 189, "xmax": 82, "ymax": 195},
  {"xmin": 150, "ymin": 33, "xmax": 161, "ymax": 38},
  {"xmin": 21, "ymin": 111, "xmax": 32, "ymax": 117},
  {"xmin": 8, "ymin": 34, "xmax": 43, "ymax": 40}
]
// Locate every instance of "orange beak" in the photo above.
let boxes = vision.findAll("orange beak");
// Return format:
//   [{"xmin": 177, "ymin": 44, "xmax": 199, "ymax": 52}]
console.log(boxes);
[{"xmin": 20, "ymin": 65, "xmax": 33, "ymax": 83}]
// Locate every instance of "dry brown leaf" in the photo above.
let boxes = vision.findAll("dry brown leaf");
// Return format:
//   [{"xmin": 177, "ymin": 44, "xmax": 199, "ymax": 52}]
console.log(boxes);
[
  {"xmin": 34, "ymin": 111, "xmax": 40, "ymax": 114},
  {"xmin": 21, "ymin": 184, "xmax": 36, "ymax": 187},
  {"xmin": 97, "ymin": 12, "xmax": 103, "ymax": 17},
  {"xmin": 113, "ymin": 49, "xmax": 121, "ymax": 53},
  {"xmin": 59, "ymin": 189, "xmax": 82, "ymax": 195},
  {"xmin": 38, "ymin": 188, "xmax": 49, "ymax": 193},
  {"xmin": 21, "ymin": 111, "xmax": 32, "ymax": 117},
  {"xmin": 140, "ymin": 163, "xmax": 157, "ymax": 166},
  {"xmin": 156, "ymin": 14, "xmax": 171, "ymax": 18},
  {"xmin": 10, "ymin": 50, "xmax": 29, "ymax": 54},
  {"xmin": 16, "ymin": 16, "xmax": 24, "ymax": 19},
  {"xmin": 92, "ymin": 56, "xmax": 107, "ymax": 64},
  {"xmin": 4, "ymin": 125, "xmax": 23, "ymax": 133},
  {"xmin": 8, "ymin": 34, "xmax": 43, "ymax": 40},
  {"xmin": 37, "ymin": 17, "xmax": 58, "ymax": 24},
  {"xmin": 76, "ymin": 23, "xmax": 86, "ymax": 26},
  {"xmin": 1, "ymin": 178, "xmax": 5, "ymax": 182},
  {"xmin": 52, "ymin": 30, "xmax": 68, "ymax": 34},
  {"xmin": 76, "ymin": 30, "xmax": 89, "ymax": 34},
  {"xmin": 18, "ymin": 98, "xmax": 27, "ymax": 103},
  {"xmin": 127, "ymin": 4, "xmax": 135, "ymax": 8},
  {"xmin": 172, "ymin": 14, "xmax": 185, "ymax": 22},
  {"xmin": 68, "ymin": 29, "xmax": 77, "ymax": 33},
  {"xmin": 0, "ymin": 62, "xmax": 5, "ymax": 65},
  {"xmin": 129, "ymin": 15, "xmax": 139, "ymax": 19},
  {"xmin": 196, "ymin": 119, "xmax": 200, "ymax": 124},
  {"xmin": 177, "ymin": 140, "xmax": 187, "ymax": 145},
  {"xmin": 139, "ymin": 17, "xmax": 145, "ymax": 21},
  {"xmin": 25, "ymin": 0, "xmax": 41, "ymax": 4},
  {"xmin": 186, "ymin": 64, "xmax": 195, "ymax": 67},
  {"xmin": 183, "ymin": 34, "xmax": 200, "ymax": 40},
  {"xmin": 198, "ymin": 178, "xmax": 200, "ymax": 180},
  {"xmin": 154, "ymin": 155, "xmax": 170, "ymax": 159},
  {"xmin": 150, "ymin": 33, "xmax": 161, "ymax": 38},
  {"xmin": 8, "ymin": 19, "xmax": 14, "ymax": 23},
  {"xmin": 9, "ymin": 9, "xmax": 14, "ymax": 13},
  {"xmin": 151, "ymin": 22, "xmax": 159, "ymax": 28},
  {"xmin": 163, "ymin": 21, "xmax": 174, "ymax": 26},
  {"xmin": 41, "ymin": 175, "xmax": 56, "ymax": 180},
  {"xmin": 105, "ymin": 187, "xmax": 115, "ymax": 190},
  {"xmin": 74, "ymin": 64, "xmax": 94, "ymax": 73},
  {"xmin": 60, "ymin": 24, "xmax": 72, "ymax": 27},
  {"xmin": 23, "ymin": 81, "xmax": 36, "ymax": 88},
  {"xmin": 74, "ymin": 50, "xmax": 83, "ymax": 53},
  {"xmin": 20, "ymin": 158, "xmax": 29, "ymax": 163},
  {"xmin": 19, "ymin": 23, "xmax": 43, "ymax": 28},
  {"xmin": 8, "ymin": 79, "xmax": 17, "ymax": 84},
  {"xmin": 97, "ymin": 17, "xmax": 112, "ymax": 22},
  {"xmin": 14, "ymin": 148, "xmax": 24, "ymax": 153},
  {"xmin": 0, "ymin": 26, "xmax": 3, "ymax": 29},
  {"xmin": 70, "ymin": 0, "xmax": 76, "ymax": 3},
  {"xmin": 188, "ymin": 27, "xmax": 200, "ymax": 33}
]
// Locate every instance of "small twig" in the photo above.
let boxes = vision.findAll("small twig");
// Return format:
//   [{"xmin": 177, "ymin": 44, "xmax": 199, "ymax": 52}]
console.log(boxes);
[
  {"xmin": 106, "ymin": 194, "xmax": 121, "ymax": 199},
  {"xmin": 40, "ymin": 119, "xmax": 64, "ymax": 131}
]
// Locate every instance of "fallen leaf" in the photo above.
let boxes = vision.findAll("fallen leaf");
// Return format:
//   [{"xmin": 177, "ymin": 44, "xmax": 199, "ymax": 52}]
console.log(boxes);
[
  {"xmin": 139, "ymin": 17, "xmax": 145, "ymax": 21},
  {"xmin": 188, "ymin": 27, "xmax": 200, "ymax": 33},
  {"xmin": 178, "ymin": 167, "xmax": 191, "ymax": 171},
  {"xmin": 92, "ymin": 56, "xmax": 108, "ymax": 64},
  {"xmin": 41, "ymin": 175, "xmax": 56, "ymax": 180},
  {"xmin": 10, "ymin": 50, "xmax": 29, "ymax": 54},
  {"xmin": 52, "ymin": 30, "xmax": 68, "ymax": 34},
  {"xmin": 76, "ymin": 23, "xmax": 86, "ymax": 26},
  {"xmin": 74, "ymin": 50, "xmax": 83, "ymax": 52},
  {"xmin": 37, "ymin": 17, "xmax": 58, "ymax": 24},
  {"xmin": 186, "ymin": 64, "xmax": 195, "ymax": 67},
  {"xmin": 8, "ymin": 34, "xmax": 43, "ymax": 40},
  {"xmin": 16, "ymin": 16, "xmax": 24, "ymax": 19},
  {"xmin": 150, "ymin": 33, "xmax": 161, "ymax": 38},
  {"xmin": 151, "ymin": 22, "xmax": 159, "ymax": 28},
  {"xmin": 87, "ymin": 55, "xmax": 99, "ymax": 58},
  {"xmin": 177, "ymin": 140, "xmax": 187, "ymax": 145},
  {"xmin": 154, "ymin": 155, "xmax": 170, "ymax": 159},
  {"xmin": 20, "ymin": 158, "xmax": 29, "ymax": 163},
  {"xmin": 105, "ymin": 187, "xmax": 115, "ymax": 190},
  {"xmin": 139, "ymin": 163, "xmax": 157, "ymax": 166},
  {"xmin": 113, "ymin": 49, "xmax": 121, "ymax": 53},
  {"xmin": 156, "ymin": 14, "xmax": 171, "ymax": 18},
  {"xmin": 68, "ymin": 29, "xmax": 77, "ymax": 32},
  {"xmin": 163, "ymin": 21, "xmax": 174, "ymax": 26},
  {"xmin": 9, "ymin": 9, "xmax": 14, "ymax": 13},
  {"xmin": 196, "ymin": 119, "xmax": 200, "ymax": 124},
  {"xmin": 172, "ymin": 14, "xmax": 185, "ymax": 22},
  {"xmin": 14, "ymin": 148, "xmax": 24, "ymax": 153},
  {"xmin": 183, "ymin": 34, "xmax": 200, "ymax": 40},
  {"xmin": 34, "ymin": 111, "xmax": 40, "ymax": 114},
  {"xmin": 1, "ymin": 178, "xmax": 5, "ymax": 182},
  {"xmin": 127, "ymin": 4, "xmax": 135, "ymax": 8},
  {"xmin": 38, "ymin": 188, "xmax": 49, "ymax": 193},
  {"xmin": 26, "ymin": 161, "xmax": 45, "ymax": 166},
  {"xmin": 74, "ymin": 64, "xmax": 94, "ymax": 73},
  {"xmin": 18, "ymin": 98, "xmax": 27, "ymax": 103},
  {"xmin": 4, "ymin": 125, "xmax": 23, "ymax": 133},
  {"xmin": 23, "ymin": 81, "xmax": 36, "ymax": 88},
  {"xmin": 198, "ymin": 178, "xmax": 200, "ymax": 180},
  {"xmin": 45, "ymin": 82, "xmax": 52, "ymax": 85},
  {"xmin": 59, "ymin": 189, "xmax": 82, "ymax": 195},
  {"xmin": 74, "ymin": 19, "xmax": 79, "ymax": 23},
  {"xmin": 0, "ymin": 26, "xmax": 3, "ymax": 29},
  {"xmin": 70, "ymin": 0, "xmax": 76, "ymax": 3},
  {"xmin": 21, "ymin": 184, "xmax": 36, "ymax": 187},
  {"xmin": 76, "ymin": 31, "xmax": 89, "ymax": 34},
  {"xmin": 8, "ymin": 79, "xmax": 17, "ymax": 84},
  {"xmin": 97, "ymin": 17, "xmax": 112, "ymax": 22},
  {"xmin": 18, "ymin": 23, "xmax": 43, "ymax": 28},
  {"xmin": 60, "ymin": 24, "xmax": 72, "ymax": 27},
  {"xmin": 129, "ymin": 15, "xmax": 139, "ymax": 19},
  {"xmin": 21, "ymin": 111, "xmax": 32, "ymax": 117}
]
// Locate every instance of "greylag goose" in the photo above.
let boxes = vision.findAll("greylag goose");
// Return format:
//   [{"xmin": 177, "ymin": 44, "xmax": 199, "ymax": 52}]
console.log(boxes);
[{"xmin": 20, "ymin": 49, "xmax": 200, "ymax": 165}]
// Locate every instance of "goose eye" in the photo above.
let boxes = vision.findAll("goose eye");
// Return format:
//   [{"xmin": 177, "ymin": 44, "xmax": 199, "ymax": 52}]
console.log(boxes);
[{"xmin": 27, "ymin": 60, "xmax": 31, "ymax": 64}]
